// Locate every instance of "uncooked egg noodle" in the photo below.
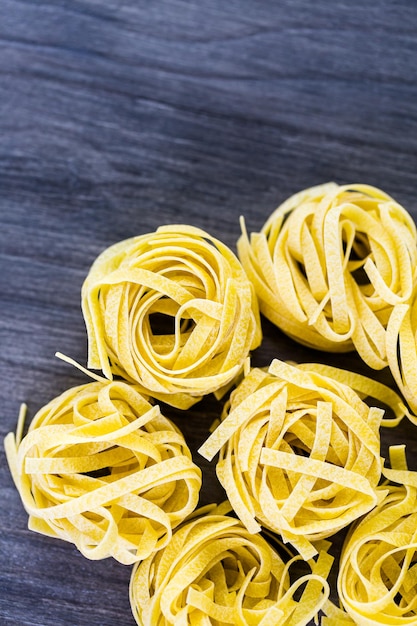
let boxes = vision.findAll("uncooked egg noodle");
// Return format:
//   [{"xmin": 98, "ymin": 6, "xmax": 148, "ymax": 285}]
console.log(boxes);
[
  {"xmin": 237, "ymin": 183, "xmax": 417, "ymax": 371},
  {"xmin": 337, "ymin": 445, "xmax": 417, "ymax": 625},
  {"xmin": 295, "ymin": 362, "xmax": 412, "ymax": 427},
  {"xmin": 81, "ymin": 224, "xmax": 262, "ymax": 408},
  {"xmin": 4, "ymin": 376, "xmax": 202, "ymax": 565},
  {"xmin": 386, "ymin": 297, "xmax": 417, "ymax": 421},
  {"xmin": 199, "ymin": 359, "xmax": 387, "ymax": 560},
  {"xmin": 129, "ymin": 502, "xmax": 333, "ymax": 626},
  {"xmin": 6, "ymin": 206, "xmax": 417, "ymax": 624}
]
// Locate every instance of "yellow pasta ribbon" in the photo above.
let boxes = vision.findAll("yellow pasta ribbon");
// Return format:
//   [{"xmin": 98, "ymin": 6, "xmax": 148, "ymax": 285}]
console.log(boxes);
[
  {"xmin": 199, "ymin": 359, "xmax": 383, "ymax": 560},
  {"xmin": 386, "ymin": 294, "xmax": 417, "ymax": 422},
  {"xmin": 322, "ymin": 600, "xmax": 356, "ymax": 625},
  {"xmin": 238, "ymin": 183, "xmax": 417, "ymax": 370},
  {"xmin": 338, "ymin": 445, "xmax": 417, "ymax": 625},
  {"xmin": 129, "ymin": 502, "xmax": 333, "ymax": 626},
  {"xmin": 81, "ymin": 224, "xmax": 262, "ymax": 408},
  {"xmin": 295, "ymin": 362, "xmax": 412, "ymax": 428},
  {"xmin": 4, "ymin": 379, "xmax": 202, "ymax": 565}
]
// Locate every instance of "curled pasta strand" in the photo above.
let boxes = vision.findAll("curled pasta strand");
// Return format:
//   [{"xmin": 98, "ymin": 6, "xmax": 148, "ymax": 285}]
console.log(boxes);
[
  {"xmin": 4, "ymin": 379, "xmax": 202, "ymax": 564},
  {"xmin": 338, "ymin": 445, "xmax": 417, "ymax": 625},
  {"xmin": 238, "ymin": 183, "xmax": 417, "ymax": 369},
  {"xmin": 322, "ymin": 600, "xmax": 356, "ymax": 624},
  {"xmin": 129, "ymin": 503, "xmax": 332, "ymax": 626},
  {"xmin": 199, "ymin": 359, "xmax": 383, "ymax": 560},
  {"xmin": 386, "ymin": 295, "xmax": 417, "ymax": 422},
  {"xmin": 82, "ymin": 225, "xmax": 262, "ymax": 408},
  {"xmin": 295, "ymin": 362, "xmax": 413, "ymax": 427}
]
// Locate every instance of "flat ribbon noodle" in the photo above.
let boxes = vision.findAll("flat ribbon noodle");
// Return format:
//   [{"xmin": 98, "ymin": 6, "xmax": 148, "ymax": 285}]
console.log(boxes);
[
  {"xmin": 296, "ymin": 362, "xmax": 413, "ymax": 428},
  {"xmin": 82, "ymin": 224, "xmax": 262, "ymax": 408},
  {"xmin": 387, "ymin": 294, "xmax": 417, "ymax": 422},
  {"xmin": 237, "ymin": 183, "xmax": 417, "ymax": 370},
  {"xmin": 338, "ymin": 445, "xmax": 417, "ymax": 625},
  {"xmin": 199, "ymin": 359, "xmax": 383, "ymax": 560},
  {"xmin": 129, "ymin": 503, "xmax": 332, "ymax": 625},
  {"xmin": 4, "ymin": 380, "xmax": 202, "ymax": 564}
]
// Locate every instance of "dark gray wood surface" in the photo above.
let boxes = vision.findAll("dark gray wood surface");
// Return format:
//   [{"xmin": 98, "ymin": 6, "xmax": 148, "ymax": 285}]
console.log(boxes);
[{"xmin": 2, "ymin": 1, "xmax": 417, "ymax": 624}]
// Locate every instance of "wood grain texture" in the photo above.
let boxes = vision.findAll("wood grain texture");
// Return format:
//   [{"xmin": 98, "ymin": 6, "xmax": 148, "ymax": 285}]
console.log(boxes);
[{"xmin": 1, "ymin": 1, "xmax": 417, "ymax": 624}]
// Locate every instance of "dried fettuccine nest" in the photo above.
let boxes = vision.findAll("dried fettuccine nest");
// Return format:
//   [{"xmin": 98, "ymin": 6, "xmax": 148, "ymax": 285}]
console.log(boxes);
[
  {"xmin": 129, "ymin": 502, "xmax": 333, "ymax": 626},
  {"xmin": 81, "ymin": 224, "xmax": 262, "ymax": 409},
  {"xmin": 387, "ymin": 292, "xmax": 417, "ymax": 421},
  {"xmin": 338, "ymin": 445, "xmax": 417, "ymax": 625},
  {"xmin": 199, "ymin": 359, "xmax": 385, "ymax": 560},
  {"xmin": 238, "ymin": 183, "xmax": 417, "ymax": 369},
  {"xmin": 4, "ymin": 379, "xmax": 202, "ymax": 564}
]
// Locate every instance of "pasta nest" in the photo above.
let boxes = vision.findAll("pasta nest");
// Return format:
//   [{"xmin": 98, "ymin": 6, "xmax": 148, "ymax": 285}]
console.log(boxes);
[
  {"xmin": 338, "ymin": 446, "xmax": 417, "ymax": 625},
  {"xmin": 199, "ymin": 359, "xmax": 384, "ymax": 560},
  {"xmin": 4, "ymin": 380, "xmax": 202, "ymax": 564},
  {"xmin": 129, "ymin": 502, "xmax": 332, "ymax": 626},
  {"xmin": 387, "ymin": 289, "xmax": 417, "ymax": 419},
  {"xmin": 81, "ymin": 224, "xmax": 262, "ymax": 408},
  {"xmin": 238, "ymin": 182, "xmax": 417, "ymax": 369}
]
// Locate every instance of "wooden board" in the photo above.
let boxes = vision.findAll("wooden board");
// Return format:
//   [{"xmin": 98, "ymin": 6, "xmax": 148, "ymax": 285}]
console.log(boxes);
[{"xmin": 1, "ymin": 1, "xmax": 417, "ymax": 623}]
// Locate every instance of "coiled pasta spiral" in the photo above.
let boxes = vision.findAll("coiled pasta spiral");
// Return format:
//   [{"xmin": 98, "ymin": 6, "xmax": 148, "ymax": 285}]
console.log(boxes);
[
  {"xmin": 81, "ymin": 224, "xmax": 262, "ymax": 408},
  {"xmin": 238, "ymin": 183, "xmax": 417, "ymax": 370},
  {"xmin": 338, "ymin": 446, "xmax": 417, "ymax": 625},
  {"xmin": 129, "ymin": 503, "xmax": 332, "ymax": 626},
  {"xmin": 199, "ymin": 359, "xmax": 383, "ymax": 560},
  {"xmin": 4, "ymin": 379, "xmax": 202, "ymax": 565}
]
